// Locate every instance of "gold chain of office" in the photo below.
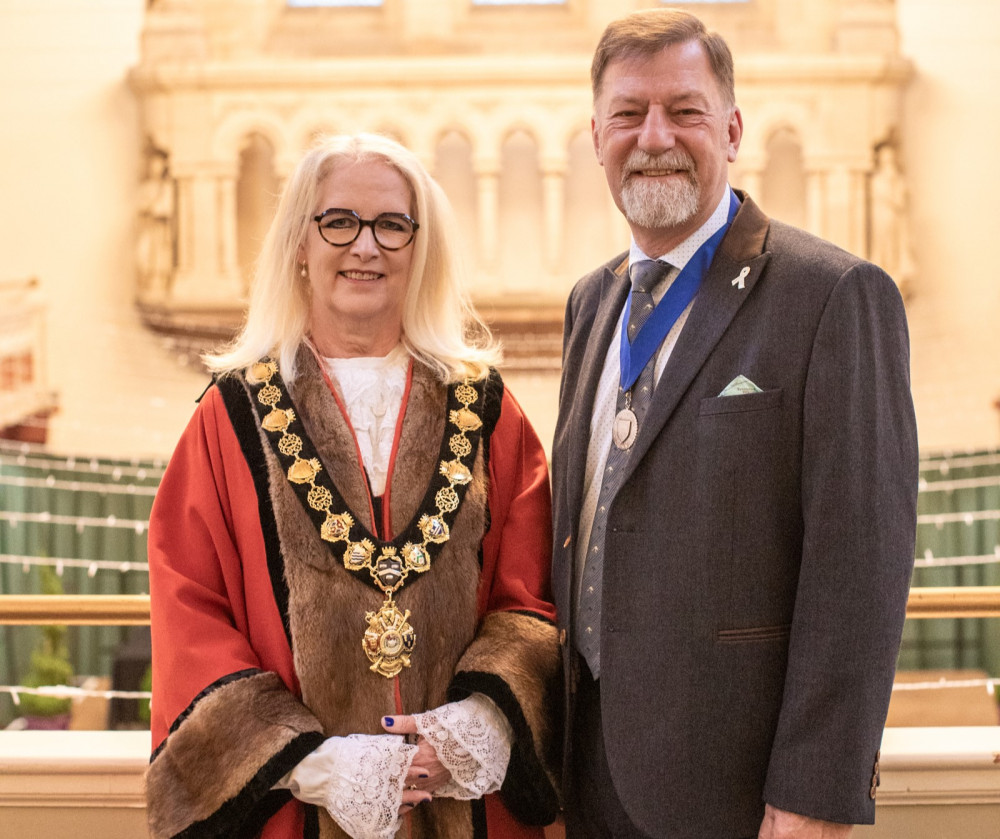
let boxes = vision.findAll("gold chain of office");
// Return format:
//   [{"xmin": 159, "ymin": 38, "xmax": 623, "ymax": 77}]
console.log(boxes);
[{"xmin": 246, "ymin": 359, "xmax": 483, "ymax": 678}]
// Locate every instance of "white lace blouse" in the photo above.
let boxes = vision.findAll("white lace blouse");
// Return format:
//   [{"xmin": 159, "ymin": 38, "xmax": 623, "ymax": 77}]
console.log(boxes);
[{"xmin": 320, "ymin": 345, "xmax": 410, "ymax": 498}]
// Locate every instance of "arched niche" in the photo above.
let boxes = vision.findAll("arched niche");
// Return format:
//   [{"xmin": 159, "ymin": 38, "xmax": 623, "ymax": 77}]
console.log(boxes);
[
  {"xmin": 498, "ymin": 129, "xmax": 543, "ymax": 294},
  {"xmin": 236, "ymin": 132, "xmax": 281, "ymax": 292},
  {"xmin": 302, "ymin": 125, "xmax": 337, "ymax": 151},
  {"xmin": 374, "ymin": 126, "xmax": 407, "ymax": 147},
  {"xmin": 432, "ymin": 130, "xmax": 479, "ymax": 288},
  {"xmin": 761, "ymin": 126, "xmax": 806, "ymax": 230},
  {"xmin": 564, "ymin": 128, "xmax": 612, "ymax": 285}
]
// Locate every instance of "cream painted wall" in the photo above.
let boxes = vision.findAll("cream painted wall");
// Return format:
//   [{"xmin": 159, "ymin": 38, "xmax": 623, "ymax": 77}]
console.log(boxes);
[
  {"xmin": 0, "ymin": 1, "xmax": 206, "ymax": 459},
  {"xmin": 0, "ymin": 1, "xmax": 998, "ymax": 458},
  {"xmin": 897, "ymin": 0, "xmax": 1000, "ymax": 452}
]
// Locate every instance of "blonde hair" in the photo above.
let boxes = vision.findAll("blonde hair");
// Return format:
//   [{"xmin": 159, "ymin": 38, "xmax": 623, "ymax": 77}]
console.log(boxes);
[{"xmin": 205, "ymin": 133, "xmax": 500, "ymax": 383}]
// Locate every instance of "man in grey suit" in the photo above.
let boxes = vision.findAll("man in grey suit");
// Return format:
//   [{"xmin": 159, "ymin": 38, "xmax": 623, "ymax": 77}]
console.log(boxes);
[{"xmin": 551, "ymin": 8, "xmax": 918, "ymax": 839}]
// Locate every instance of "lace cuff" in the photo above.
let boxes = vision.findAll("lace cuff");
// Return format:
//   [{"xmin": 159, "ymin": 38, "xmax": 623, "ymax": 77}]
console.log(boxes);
[
  {"xmin": 411, "ymin": 693, "xmax": 513, "ymax": 800},
  {"xmin": 275, "ymin": 733, "xmax": 417, "ymax": 839}
]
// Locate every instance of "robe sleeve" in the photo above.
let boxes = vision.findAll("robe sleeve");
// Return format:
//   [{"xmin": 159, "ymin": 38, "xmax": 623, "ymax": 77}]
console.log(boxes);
[
  {"xmin": 450, "ymin": 383, "xmax": 561, "ymax": 826},
  {"xmin": 145, "ymin": 386, "xmax": 325, "ymax": 839}
]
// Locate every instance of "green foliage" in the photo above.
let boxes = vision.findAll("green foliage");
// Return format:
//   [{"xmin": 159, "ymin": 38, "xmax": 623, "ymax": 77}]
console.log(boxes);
[
  {"xmin": 19, "ymin": 567, "xmax": 74, "ymax": 718},
  {"xmin": 138, "ymin": 664, "xmax": 152, "ymax": 724}
]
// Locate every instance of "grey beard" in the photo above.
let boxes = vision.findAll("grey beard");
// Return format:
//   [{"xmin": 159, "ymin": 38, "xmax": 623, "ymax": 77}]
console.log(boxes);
[{"xmin": 620, "ymin": 174, "xmax": 700, "ymax": 230}]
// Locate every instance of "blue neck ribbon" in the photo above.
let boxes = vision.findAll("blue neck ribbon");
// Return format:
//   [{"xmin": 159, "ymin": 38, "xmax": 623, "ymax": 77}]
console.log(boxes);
[{"xmin": 619, "ymin": 190, "xmax": 740, "ymax": 392}]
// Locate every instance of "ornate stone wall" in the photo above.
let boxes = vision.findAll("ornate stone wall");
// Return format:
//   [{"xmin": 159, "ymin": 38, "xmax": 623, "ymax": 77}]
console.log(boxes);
[{"xmin": 129, "ymin": 0, "xmax": 912, "ymax": 369}]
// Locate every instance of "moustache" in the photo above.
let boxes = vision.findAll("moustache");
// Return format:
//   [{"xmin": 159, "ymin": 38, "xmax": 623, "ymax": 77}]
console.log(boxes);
[{"xmin": 622, "ymin": 151, "xmax": 696, "ymax": 177}]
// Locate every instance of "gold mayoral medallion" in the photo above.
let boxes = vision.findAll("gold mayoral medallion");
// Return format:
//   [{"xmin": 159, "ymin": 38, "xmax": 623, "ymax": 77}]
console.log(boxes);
[{"xmin": 363, "ymin": 599, "xmax": 415, "ymax": 678}]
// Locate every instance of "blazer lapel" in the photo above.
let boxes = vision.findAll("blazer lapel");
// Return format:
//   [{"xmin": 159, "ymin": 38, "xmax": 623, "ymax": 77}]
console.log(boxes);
[
  {"xmin": 621, "ymin": 194, "xmax": 772, "ymax": 477},
  {"xmin": 565, "ymin": 258, "xmax": 630, "ymax": 530}
]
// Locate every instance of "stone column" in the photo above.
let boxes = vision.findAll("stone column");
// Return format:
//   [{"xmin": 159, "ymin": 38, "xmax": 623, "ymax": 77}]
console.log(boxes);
[
  {"xmin": 825, "ymin": 165, "xmax": 854, "ymax": 253},
  {"xmin": 216, "ymin": 171, "xmax": 242, "ymax": 295},
  {"xmin": 170, "ymin": 174, "xmax": 195, "ymax": 300},
  {"xmin": 805, "ymin": 167, "xmax": 827, "ymax": 241},
  {"xmin": 736, "ymin": 167, "xmax": 763, "ymax": 201},
  {"xmin": 474, "ymin": 163, "xmax": 501, "ymax": 270},
  {"xmin": 847, "ymin": 166, "xmax": 868, "ymax": 259},
  {"xmin": 170, "ymin": 169, "xmax": 241, "ymax": 305},
  {"xmin": 541, "ymin": 166, "xmax": 567, "ymax": 272}
]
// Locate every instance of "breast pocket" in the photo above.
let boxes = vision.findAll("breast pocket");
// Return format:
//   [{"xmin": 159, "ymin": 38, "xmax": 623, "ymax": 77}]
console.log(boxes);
[
  {"xmin": 699, "ymin": 387, "xmax": 783, "ymax": 417},
  {"xmin": 697, "ymin": 387, "xmax": 784, "ymax": 468}
]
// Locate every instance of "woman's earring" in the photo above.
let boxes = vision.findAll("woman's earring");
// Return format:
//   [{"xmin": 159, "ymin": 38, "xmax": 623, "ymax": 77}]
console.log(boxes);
[{"xmin": 300, "ymin": 263, "xmax": 308, "ymax": 279}]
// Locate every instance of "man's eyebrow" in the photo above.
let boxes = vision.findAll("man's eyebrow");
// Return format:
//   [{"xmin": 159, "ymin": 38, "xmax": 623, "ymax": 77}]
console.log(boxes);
[{"xmin": 605, "ymin": 90, "xmax": 711, "ymax": 109}]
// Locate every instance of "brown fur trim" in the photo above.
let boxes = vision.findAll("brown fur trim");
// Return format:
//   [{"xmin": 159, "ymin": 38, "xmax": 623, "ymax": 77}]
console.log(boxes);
[
  {"xmin": 145, "ymin": 671, "xmax": 323, "ymax": 838},
  {"xmin": 267, "ymin": 352, "xmax": 489, "ymax": 838}
]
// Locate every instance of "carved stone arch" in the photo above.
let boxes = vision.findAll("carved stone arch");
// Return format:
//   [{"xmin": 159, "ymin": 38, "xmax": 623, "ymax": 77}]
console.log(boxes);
[
  {"xmin": 498, "ymin": 120, "xmax": 542, "ymax": 152},
  {"xmin": 432, "ymin": 128, "xmax": 478, "ymax": 289},
  {"xmin": 498, "ymin": 127, "xmax": 543, "ymax": 291},
  {"xmin": 737, "ymin": 101, "xmax": 815, "ymax": 173},
  {"xmin": 235, "ymin": 131, "xmax": 281, "ymax": 292},
  {"xmin": 759, "ymin": 123, "xmax": 808, "ymax": 229},
  {"xmin": 560, "ymin": 119, "xmax": 594, "ymax": 162},
  {"xmin": 432, "ymin": 123, "xmax": 474, "ymax": 152},
  {"xmin": 288, "ymin": 110, "xmax": 340, "ymax": 153},
  {"xmin": 372, "ymin": 124, "xmax": 410, "ymax": 147},
  {"xmin": 213, "ymin": 111, "xmax": 289, "ymax": 172},
  {"xmin": 564, "ymin": 126, "xmax": 615, "ymax": 285}
]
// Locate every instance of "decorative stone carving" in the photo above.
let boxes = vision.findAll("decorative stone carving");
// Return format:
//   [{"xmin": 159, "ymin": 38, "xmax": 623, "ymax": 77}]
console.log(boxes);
[
  {"xmin": 869, "ymin": 140, "xmax": 915, "ymax": 295},
  {"xmin": 135, "ymin": 140, "xmax": 175, "ymax": 301}
]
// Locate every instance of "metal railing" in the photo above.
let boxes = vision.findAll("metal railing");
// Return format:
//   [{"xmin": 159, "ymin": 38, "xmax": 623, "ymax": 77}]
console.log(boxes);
[{"xmin": 0, "ymin": 587, "xmax": 999, "ymax": 625}]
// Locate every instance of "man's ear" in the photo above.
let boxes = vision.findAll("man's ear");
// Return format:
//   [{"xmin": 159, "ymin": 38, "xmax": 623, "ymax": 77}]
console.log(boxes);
[
  {"xmin": 592, "ymin": 116, "xmax": 605, "ymax": 167},
  {"xmin": 727, "ymin": 106, "xmax": 743, "ymax": 163}
]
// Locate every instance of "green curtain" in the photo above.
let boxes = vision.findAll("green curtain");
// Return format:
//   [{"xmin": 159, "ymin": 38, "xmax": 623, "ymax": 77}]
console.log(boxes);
[
  {"xmin": 0, "ymin": 444, "xmax": 160, "ymax": 726},
  {"xmin": 898, "ymin": 449, "xmax": 1000, "ymax": 677}
]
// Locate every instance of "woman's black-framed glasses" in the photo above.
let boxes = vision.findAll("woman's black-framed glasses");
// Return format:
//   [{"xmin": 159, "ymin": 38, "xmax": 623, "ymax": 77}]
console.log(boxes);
[{"xmin": 313, "ymin": 208, "xmax": 419, "ymax": 251}]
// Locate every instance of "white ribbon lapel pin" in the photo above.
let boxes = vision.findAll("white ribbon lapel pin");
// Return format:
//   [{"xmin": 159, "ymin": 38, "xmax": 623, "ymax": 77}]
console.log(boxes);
[{"xmin": 731, "ymin": 266, "xmax": 750, "ymax": 290}]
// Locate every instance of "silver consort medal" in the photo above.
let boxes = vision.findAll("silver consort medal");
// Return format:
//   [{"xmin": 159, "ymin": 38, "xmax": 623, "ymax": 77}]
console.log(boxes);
[{"xmin": 613, "ymin": 406, "xmax": 638, "ymax": 450}]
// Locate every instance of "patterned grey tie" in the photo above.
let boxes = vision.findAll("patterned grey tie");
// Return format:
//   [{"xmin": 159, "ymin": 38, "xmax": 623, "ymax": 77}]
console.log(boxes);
[{"xmin": 576, "ymin": 259, "xmax": 671, "ymax": 678}]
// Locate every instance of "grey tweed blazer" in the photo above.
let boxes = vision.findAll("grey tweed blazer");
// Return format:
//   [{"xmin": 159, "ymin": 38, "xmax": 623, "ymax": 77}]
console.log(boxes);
[{"xmin": 550, "ymin": 192, "xmax": 918, "ymax": 838}]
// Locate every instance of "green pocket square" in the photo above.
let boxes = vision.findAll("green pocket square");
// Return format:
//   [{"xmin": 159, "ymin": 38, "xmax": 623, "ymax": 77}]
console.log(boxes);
[{"xmin": 719, "ymin": 375, "xmax": 763, "ymax": 397}]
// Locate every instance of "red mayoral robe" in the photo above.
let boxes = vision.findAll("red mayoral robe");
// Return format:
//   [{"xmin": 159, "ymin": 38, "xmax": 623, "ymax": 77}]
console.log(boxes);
[{"xmin": 145, "ymin": 350, "xmax": 560, "ymax": 839}]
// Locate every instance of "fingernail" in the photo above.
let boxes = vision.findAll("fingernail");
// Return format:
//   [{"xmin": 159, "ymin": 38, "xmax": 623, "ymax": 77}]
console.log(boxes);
[{"xmin": 383, "ymin": 716, "xmax": 394, "ymax": 727}]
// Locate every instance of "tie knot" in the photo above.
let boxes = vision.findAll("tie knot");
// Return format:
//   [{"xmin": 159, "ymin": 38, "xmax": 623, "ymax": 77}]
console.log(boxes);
[{"xmin": 631, "ymin": 259, "xmax": 670, "ymax": 295}]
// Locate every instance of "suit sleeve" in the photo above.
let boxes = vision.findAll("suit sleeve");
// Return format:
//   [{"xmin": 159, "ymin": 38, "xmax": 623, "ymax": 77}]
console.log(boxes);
[
  {"xmin": 145, "ymin": 388, "xmax": 325, "ymax": 839},
  {"xmin": 763, "ymin": 264, "xmax": 918, "ymax": 824},
  {"xmin": 450, "ymin": 384, "xmax": 561, "ymax": 826}
]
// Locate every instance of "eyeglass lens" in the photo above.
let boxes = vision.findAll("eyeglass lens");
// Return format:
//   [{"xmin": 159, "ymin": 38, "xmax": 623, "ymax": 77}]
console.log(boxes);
[{"xmin": 316, "ymin": 209, "xmax": 416, "ymax": 250}]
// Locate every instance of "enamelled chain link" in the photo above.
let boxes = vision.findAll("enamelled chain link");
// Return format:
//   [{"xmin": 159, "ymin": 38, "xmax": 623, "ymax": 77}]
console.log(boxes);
[{"xmin": 247, "ymin": 360, "xmax": 482, "ymax": 678}]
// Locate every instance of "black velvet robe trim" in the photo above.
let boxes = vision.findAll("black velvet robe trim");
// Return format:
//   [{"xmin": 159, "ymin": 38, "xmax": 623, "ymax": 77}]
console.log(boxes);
[
  {"xmin": 215, "ymin": 374, "xmax": 293, "ymax": 648},
  {"xmin": 472, "ymin": 798, "xmax": 488, "ymax": 839}
]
